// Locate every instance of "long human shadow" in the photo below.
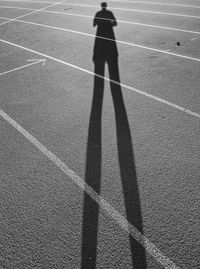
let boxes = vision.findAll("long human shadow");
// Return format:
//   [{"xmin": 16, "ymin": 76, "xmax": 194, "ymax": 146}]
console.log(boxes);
[{"xmin": 81, "ymin": 7, "xmax": 146, "ymax": 269}]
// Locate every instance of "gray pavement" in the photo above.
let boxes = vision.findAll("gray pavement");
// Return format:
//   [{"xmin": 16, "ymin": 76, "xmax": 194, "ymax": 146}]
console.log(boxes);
[{"xmin": 0, "ymin": 0, "xmax": 200, "ymax": 268}]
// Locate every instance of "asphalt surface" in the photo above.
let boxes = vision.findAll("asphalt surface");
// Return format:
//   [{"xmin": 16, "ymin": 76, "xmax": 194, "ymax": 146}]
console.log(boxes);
[{"xmin": 0, "ymin": 0, "xmax": 200, "ymax": 268}]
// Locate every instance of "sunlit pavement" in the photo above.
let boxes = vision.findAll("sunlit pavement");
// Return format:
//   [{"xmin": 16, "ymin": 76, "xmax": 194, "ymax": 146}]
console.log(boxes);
[{"xmin": 0, "ymin": 0, "xmax": 200, "ymax": 268}]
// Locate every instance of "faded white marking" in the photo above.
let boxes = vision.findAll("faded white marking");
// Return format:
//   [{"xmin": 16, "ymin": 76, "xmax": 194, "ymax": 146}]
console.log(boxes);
[
  {"xmin": 0, "ymin": 59, "xmax": 46, "ymax": 76},
  {"xmin": 27, "ymin": 58, "xmax": 46, "ymax": 66}
]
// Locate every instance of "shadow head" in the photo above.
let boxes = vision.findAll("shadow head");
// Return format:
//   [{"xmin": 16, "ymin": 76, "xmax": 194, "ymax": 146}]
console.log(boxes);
[{"xmin": 101, "ymin": 2, "xmax": 107, "ymax": 9}]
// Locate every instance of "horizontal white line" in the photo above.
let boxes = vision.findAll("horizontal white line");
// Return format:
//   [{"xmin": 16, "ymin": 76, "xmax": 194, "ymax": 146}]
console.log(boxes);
[
  {"xmin": 2, "ymin": 0, "xmax": 200, "ymax": 9},
  {"xmin": 108, "ymin": 0, "xmax": 200, "ymax": 9},
  {"xmin": 1, "ymin": 15, "xmax": 200, "ymax": 64},
  {"xmin": 1, "ymin": 38, "xmax": 200, "ymax": 121},
  {"xmin": 0, "ymin": 5, "xmax": 33, "ymax": 11},
  {"xmin": 0, "ymin": 0, "xmax": 200, "ymax": 19},
  {"xmin": 0, "ymin": 6, "xmax": 200, "ymax": 35},
  {"xmin": 0, "ymin": 107, "xmax": 181, "ymax": 269}
]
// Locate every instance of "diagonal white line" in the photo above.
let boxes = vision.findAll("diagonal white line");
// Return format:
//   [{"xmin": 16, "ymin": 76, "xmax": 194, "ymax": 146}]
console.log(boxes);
[
  {"xmin": 0, "ymin": 8, "xmax": 200, "ymax": 35},
  {"xmin": 0, "ymin": 0, "xmax": 200, "ymax": 19},
  {"xmin": 2, "ymin": 0, "xmax": 199, "ymax": 9},
  {"xmin": 0, "ymin": 0, "xmax": 66, "ymax": 26},
  {"xmin": 46, "ymin": 3, "xmax": 200, "ymax": 19},
  {"xmin": 0, "ymin": 59, "xmax": 46, "ymax": 76},
  {"xmin": 108, "ymin": 0, "xmax": 200, "ymax": 9},
  {"xmin": 1, "ymin": 38, "xmax": 200, "ymax": 120},
  {"xmin": 0, "ymin": 17, "xmax": 200, "ymax": 64},
  {"xmin": 0, "ymin": 107, "xmax": 181, "ymax": 269}
]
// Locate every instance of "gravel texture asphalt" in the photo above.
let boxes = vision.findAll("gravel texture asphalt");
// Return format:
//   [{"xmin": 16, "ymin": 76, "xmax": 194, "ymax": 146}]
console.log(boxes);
[{"xmin": 0, "ymin": 0, "xmax": 200, "ymax": 268}]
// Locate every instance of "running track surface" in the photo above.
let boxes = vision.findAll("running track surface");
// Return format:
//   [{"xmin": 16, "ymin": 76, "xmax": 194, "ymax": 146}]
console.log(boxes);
[{"xmin": 0, "ymin": 0, "xmax": 200, "ymax": 268}]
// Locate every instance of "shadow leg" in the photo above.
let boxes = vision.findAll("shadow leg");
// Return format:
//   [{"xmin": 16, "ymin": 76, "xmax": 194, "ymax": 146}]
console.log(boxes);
[
  {"xmin": 108, "ymin": 57, "xmax": 147, "ymax": 269},
  {"xmin": 81, "ymin": 59, "xmax": 105, "ymax": 269}
]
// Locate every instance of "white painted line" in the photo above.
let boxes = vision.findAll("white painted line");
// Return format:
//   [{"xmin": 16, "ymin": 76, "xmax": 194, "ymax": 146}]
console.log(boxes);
[
  {"xmin": 1, "ymin": 17, "xmax": 200, "ymax": 64},
  {"xmin": 0, "ymin": 0, "xmax": 66, "ymax": 26},
  {"xmin": 0, "ymin": 0, "xmax": 199, "ymax": 19},
  {"xmin": 1, "ymin": 7, "xmax": 200, "ymax": 35},
  {"xmin": 1, "ymin": 38, "xmax": 200, "ymax": 121},
  {"xmin": 0, "ymin": 59, "xmax": 46, "ymax": 76},
  {"xmin": 191, "ymin": 38, "xmax": 198, "ymax": 41},
  {"xmin": 0, "ymin": 5, "xmax": 33, "ymax": 11},
  {"xmin": 2, "ymin": 0, "xmax": 200, "ymax": 9},
  {"xmin": 27, "ymin": 58, "xmax": 46, "ymax": 66},
  {"xmin": 108, "ymin": 0, "xmax": 200, "ymax": 9},
  {"xmin": 0, "ymin": 107, "xmax": 181, "ymax": 269},
  {"xmin": 44, "ymin": 12, "xmax": 200, "ymax": 35}
]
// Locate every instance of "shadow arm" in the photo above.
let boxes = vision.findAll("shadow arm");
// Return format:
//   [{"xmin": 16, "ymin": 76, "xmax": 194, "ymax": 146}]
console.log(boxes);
[
  {"xmin": 93, "ymin": 17, "xmax": 97, "ymax": 27},
  {"xmin": 112, "ymin": 19, "xmax": 117, "ymax": 26},
  {"xmin": 93, "ymin": 13, "xmax": 99, "ymax": 27},
  {"xmin": 110, "ymin": 13, "xmax": 117, "ymax": 26}
]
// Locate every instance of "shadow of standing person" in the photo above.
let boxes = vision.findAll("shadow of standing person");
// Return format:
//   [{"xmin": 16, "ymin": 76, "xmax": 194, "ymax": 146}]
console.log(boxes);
[{"xmin": 81, "ymin": 3, "xmax": 146, "ymax": 268}]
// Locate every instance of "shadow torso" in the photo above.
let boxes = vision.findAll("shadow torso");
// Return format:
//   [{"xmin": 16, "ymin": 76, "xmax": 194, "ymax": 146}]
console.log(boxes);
[{"xmin": 93, "ymin": 9, "xmax": 118, "ymax": 60}]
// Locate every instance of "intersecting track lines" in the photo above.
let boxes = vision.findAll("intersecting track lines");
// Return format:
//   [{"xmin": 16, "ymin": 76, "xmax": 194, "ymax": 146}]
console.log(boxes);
[
  {"xmin": 1, "ymin": 7, "xmax": 200, "ymax": 35},
  {"xmin": 0, "ymin": 2, "xmax": 198, "ymax": 268},
  {"xmin": 1, "ymin": 16, "xmax": 200, "ymax": 64},
  {"xmin": 0, "ymin": 58, "xmax": 47, "ymax": 76},
  {"xmin": 0, "ymin": 0, "xmax": 66, "ymax": 26},
  {"xmin": 1, "ymin": 0, "xmax": 200, "ymax": 19},
  {"xmin": 1, "ymin": 38, "xmax": 200, "ymax": 120},
  {"xmin": 108, "ymin": 0, "xmax": 200, "ymax": 9},
  {"xmin": 0, "ymin": 97, "xmax": 181, "ymax": 269},
  {"xmin": 6, "ymin": 0, "xmax": 199, "ymax": 9}
]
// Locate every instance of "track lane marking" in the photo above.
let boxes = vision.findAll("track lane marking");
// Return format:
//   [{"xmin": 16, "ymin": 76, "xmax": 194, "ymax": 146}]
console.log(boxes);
[
  {"xmin": 1, "ymin": 17, "xmax": 200, "ymax": 64},
  {"xmin": 0, "ymin": 0, "xmax": 200, "ymax": 19},
  {"xmin": 1, "ymin": 7, "xmax": 200, "ymax": 35},
  {"xmin": 2, "ymin": 0, "xmax": 200, "ymax": 9},
  {"xmin": 0, "ymin": 0, "xmax": 66, "ymax": 26},
  {"xmin": 108, "ymin": 0, "xmax": 200, "ymax": 9},
  {"xmin": 0, "ymin": 58, "xmax": 46, "ymax": 76},
  {"xmin": 0, "ymin": 5, "xmax": 33, "ymax": 11},
  {"xmin": 1, "ymin": 38, "xmax": 200, "ymax": 120},
  {"xmin": 0, "ymin": 107, "xmax": 181, "ymax": 269}
]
